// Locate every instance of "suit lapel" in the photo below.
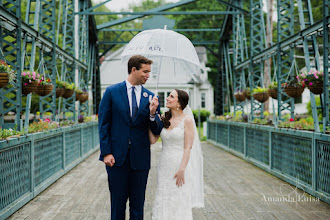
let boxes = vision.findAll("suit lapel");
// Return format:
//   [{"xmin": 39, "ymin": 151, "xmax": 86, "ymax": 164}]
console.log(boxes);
[{"xmin": 119, "ymin": 81, "xmax": 131, "ymax": 122}]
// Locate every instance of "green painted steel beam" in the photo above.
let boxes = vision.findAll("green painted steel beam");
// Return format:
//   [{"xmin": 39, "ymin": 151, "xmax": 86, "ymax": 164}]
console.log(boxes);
[
  {"xmin": 100, "ymin": 28, "xmax": 221, "ymax": 32},
  {"xmin": 97, "ymin": 0, "xmax": 197, "ymax": 30},
  {"xmin": 80, "ymin": 0, "xmax": 112, "ymax": 13},
  {"xmin": 235, "ymin": 17, "xmax": 329, "ymax": 70},
  {"xmin": 0, "ymin": 5, "xmax": 87, "ymax": 70},
  {"xmin": 78, "ymin": 11, "xmax": 240, "ymax": 15},
  {"xmin": 216, "ymin": 0, "xmax": 249, "ymax": 14},
  {"xmin": 324, "ymin": 1, "xmax": 330, "ymax": 128}
]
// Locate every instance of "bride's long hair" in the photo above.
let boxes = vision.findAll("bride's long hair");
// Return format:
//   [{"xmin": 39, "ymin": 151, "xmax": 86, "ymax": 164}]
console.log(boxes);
[{"xmin": 163, "ymin": 89, "xmax": 189, "ymax": 128}]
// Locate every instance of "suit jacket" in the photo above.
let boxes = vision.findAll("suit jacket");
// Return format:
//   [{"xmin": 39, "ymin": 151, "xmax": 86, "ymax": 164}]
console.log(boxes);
[{"xmin": 98, "ymin": 81, "xmax": 163, "ymax": 170}]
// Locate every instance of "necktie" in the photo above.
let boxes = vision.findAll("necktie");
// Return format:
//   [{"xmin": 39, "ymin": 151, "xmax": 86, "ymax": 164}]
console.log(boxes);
[{"xmin": 131, "ymin": 86, "xmax": 138, "ymax": 119}]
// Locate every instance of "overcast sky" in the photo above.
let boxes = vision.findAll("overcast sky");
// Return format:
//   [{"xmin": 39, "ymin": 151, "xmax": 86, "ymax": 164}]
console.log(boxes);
[
  {"xmin": 93, "ymin": 0, "xmax": 273, "ymax": 19},
  {"xmin": 93, "ymin": 0, "xmax": 180, "ymax": 11}
]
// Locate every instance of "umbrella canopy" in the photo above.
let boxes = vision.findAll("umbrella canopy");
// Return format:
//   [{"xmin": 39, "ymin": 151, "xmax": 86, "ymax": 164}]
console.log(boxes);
[{"xmin": 120, "ymin": 29, "xmax": 201, "ymax": 91}]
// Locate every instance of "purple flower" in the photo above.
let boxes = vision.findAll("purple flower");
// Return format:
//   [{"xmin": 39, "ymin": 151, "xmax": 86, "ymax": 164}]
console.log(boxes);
[{"xmin": 309, "ymin": 82, "xmax": 313, "ymax": 86}]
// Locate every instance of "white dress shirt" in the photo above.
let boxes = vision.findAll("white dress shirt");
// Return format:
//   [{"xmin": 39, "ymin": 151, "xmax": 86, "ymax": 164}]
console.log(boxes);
[{"xmin": 126, "ymin": 80, "xmax": 141, "ymax": 117}]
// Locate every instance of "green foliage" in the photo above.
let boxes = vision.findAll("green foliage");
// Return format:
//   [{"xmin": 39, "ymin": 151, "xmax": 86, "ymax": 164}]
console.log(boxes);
[
  {"xmin": 192, "ymin": 109, "xmax": 211, "ymax": 123},
  {"xmin": 252, "ymin": 87, "xmax": 268, "ymax": 94},
  {"xmin": 0, "ymin": 125, "xmax": 24, "ymax": 139},
  {"xmin": 56, "ymin": 80, "xmax": 66, "ymax": 88},
  {"xmin": 64, "ymin": 82, "xmax": 75, "ymax": 90},
  {"xmin": 306, "ymin": 96, "xmax": 322, "ymax": 116},
  {"xmin": 268, "ymin": 82, "xmax": 277, "ymax": 89},
  {"xmin": 28, "ymin": 119, "xmax": 59, "ymax": 133}
]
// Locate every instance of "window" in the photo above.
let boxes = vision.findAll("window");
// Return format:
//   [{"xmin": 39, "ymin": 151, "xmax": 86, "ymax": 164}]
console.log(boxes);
[
  {"xmin": 201, "ymin": 93, "xmax": 206, "ymax": 108},
  {"xmin": 158, "ymin": 92, "xmax": 165, "ymax": 108}
]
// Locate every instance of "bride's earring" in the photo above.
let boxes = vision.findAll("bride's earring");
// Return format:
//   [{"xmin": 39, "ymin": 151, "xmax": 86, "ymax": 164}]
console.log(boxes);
[{"xmin": 177, "ymin": 106, "xmax": 180, "ymax": 110}]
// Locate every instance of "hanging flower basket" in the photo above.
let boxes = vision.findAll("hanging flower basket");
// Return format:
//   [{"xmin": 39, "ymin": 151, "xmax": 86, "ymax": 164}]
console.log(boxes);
[
  {"xmin": 56, "ymin": 88, "xmax": 65, "ymax": 98},
  {"xmin": 35, "ymin": 84, "xmax": 54, "ymax": 96},
  {"xmin": 243, "ymin": 89, "xmax": 251, "ymax": 100},
  {"xmin": 22, "ymin": 81, "xmax": 38, "ymax": 94},
  {"xmin": 234, "ymin": 92, "xmax": 245, "ymax": 102},
  {"xmin": 283, "ymin": 86, "xmax": 304, "ymax": 98},
  {"xmin": 63, "ymin": 89, "xmax": 74, "ymax": 99},
  {"xmin": 253, "ymin": 92, "xmax": 269, "ymax": 103},
  {"xmin": 307, "ymin": 82, "xmax": 323, "ymax": 95},
  {"xmin": 76, "ymin": 92, "xmax": 83, "ymax": 101},
  {"xmin": 268, "ymin": 88, "xmax": 278, "ymax": 99},
  {"xmin": 80, "ymin": 92, "xmax": 89, "ymax": 103},
  {"xmin": 0, "ymin": 72, "xmax": 9, "ymax": 88}
]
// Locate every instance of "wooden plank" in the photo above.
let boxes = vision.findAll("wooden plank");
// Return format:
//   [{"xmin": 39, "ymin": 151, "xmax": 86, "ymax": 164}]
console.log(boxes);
[{"xmin": 7, "ymin": 142, "xmax": 330, "ymax": 219}]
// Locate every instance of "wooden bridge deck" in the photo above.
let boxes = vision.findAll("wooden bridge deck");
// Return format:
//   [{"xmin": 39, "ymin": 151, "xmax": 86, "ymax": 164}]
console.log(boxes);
[{"xmin": 8, "ymin": 142, "xmax": 330, "ymax": 220}]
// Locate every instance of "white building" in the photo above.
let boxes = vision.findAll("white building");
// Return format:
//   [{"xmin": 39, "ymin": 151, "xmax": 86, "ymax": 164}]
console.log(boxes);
[{"xmin": 100, "ymin": 46, "xmax": 214, "ymax": 114}]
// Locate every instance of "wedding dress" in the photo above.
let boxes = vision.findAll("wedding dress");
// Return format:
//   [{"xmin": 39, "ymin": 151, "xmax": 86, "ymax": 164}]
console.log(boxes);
[{"xmin": 152, "ymin": 106, "xmax": 204, "ymax": 220}]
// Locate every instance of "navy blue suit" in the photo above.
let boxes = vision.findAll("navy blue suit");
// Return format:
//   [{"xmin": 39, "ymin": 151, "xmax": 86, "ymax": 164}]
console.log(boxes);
[{"xmin": 98, "ymin": 81, "xmax": 163, "ymax": 219}]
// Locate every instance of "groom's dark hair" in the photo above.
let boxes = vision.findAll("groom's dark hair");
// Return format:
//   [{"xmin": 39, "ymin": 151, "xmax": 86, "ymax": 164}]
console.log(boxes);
[
  {"xmin": 128, "ymin": 55, "xmax": 153, "ymax": 74},
  {"xmin": 163, "ymin": 89, "xmax": 189, "ymax": 129}
]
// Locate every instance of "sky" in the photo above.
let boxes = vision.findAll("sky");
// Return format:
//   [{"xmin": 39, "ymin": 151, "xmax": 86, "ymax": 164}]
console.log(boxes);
[
  {"xmin": 93, "ymin": 0, "xmax": 180, "ymax": 11},
  {"xmin": 94, "ymin": 0, "xmax": 270, "ymax": 12},
  {"xmin": 93, "ymin": 0, "xmax": 275, "ymax": 19}
]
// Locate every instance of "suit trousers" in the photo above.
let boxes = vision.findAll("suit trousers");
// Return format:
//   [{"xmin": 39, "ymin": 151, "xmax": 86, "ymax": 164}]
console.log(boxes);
[{"xmin": 106, "ymin": 149, "xmax": 149, "ymax": 220}]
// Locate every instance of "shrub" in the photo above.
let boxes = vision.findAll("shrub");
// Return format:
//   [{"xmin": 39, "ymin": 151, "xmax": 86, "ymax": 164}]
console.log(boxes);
[
  {"xmin": 192, "ymin": 109, "xmax": 211, "ymax": 123},
  {"xmin": 306, "ymin": 96, "xmax": 322, "ymax": 116}
]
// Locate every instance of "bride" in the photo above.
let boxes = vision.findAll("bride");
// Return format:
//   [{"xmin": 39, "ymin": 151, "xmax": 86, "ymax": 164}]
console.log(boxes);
[{"xmin": 149, "ymin": 89, "xmax": 204, "ymax": 220}]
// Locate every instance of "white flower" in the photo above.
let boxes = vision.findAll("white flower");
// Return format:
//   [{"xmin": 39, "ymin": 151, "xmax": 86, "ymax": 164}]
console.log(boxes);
[{"xmin": 143, "ymin": 92, "xmax": 148, "ymax": 98}]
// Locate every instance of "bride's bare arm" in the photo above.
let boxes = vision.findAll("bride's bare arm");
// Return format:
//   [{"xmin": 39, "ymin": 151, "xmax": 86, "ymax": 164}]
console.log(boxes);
[
  {"xmin": 148, "ymin": 128, "xmax": 160, "ymax": 144},
  {"xmin": 174, "ymin": 117, "xmax": 195, "ymax": 187}
]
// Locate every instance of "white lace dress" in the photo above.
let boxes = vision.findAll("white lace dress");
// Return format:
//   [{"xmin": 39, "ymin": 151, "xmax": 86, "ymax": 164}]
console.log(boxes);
[{"xmin": 152, "ymin": 117, "xmax": 193, "ymax": 220}]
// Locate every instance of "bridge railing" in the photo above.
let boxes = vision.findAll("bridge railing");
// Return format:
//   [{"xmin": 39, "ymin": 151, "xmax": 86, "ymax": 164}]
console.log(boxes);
[
  {"xmin": 207, "ymin": 119, "xmax": 330, "ymax": 204},
  {"xmin": 0, "ymin": 122, "xmax": 99, "ymax": 219}
]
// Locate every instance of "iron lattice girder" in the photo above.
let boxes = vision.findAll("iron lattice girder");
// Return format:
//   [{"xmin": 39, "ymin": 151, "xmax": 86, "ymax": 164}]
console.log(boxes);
[
  {"xmin": 99, "ymin": 29, "xmax": 221, "ymax": 46},
  {"xmin": 97, "ymin": 0, "xmax": 198, "ymax": 29},
  {"xmin": 234, "ymin": 17, "xmax": 328, "ymax": 70},
  {"xmin": 63, "ymin": 0, "xmax": 75, "ymax": 56},
  {"xmin": 216, "ymin": 0, "xmax": 249, "ymax": 14},
  {"xmin": 80, "ymin": 0, "xmax": 112, "ymax": 13},
  {"xmin": 324, "ymin": 0, "xmax": 330, "ymax": 125},
  {"xmin": 0, "ymin": 5, "xmax": 87, "ymax": 69},
  {"xmin": 78, "ymin": 11, "xmax": 241, "ymax": 15},
  {"xmin": 276, "ymin": 0, "xmax": 295, "ymax": 120}
]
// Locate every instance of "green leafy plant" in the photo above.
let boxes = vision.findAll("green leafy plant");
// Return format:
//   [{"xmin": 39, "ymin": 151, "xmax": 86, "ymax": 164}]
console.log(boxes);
[
  {"xmin": 84, "ymin": 115, "xmax": 98, "ymax": 122},
  {"xmin": 0, "ymin": 125, "xmax": 23, "ymax": 140},
  {"xmin": 244, "ymin": 87, "xmax": 251, "ymax": 96},
  {"xmin": 56, "ymin": 80, "xmax": 66, "ymax": 88},
  {"xmin": 192, "ymin": 109, "xmax": 211, "ymax": 123},
  {"xmin": 268, "ymin": 82, "xmax": 277, "ymax": 89},
  {"xmin": 0, "ymin": 60, "xmax": 15, "ymax": 82},
  {"xmin": 28, "ymin": 119, "xmax": 59, "ymax": 133},
  {"xmin": 253, "ymin": 118, "xmax": 271, "ymax": 125},
  {"xmin": 281, "ymin": 77, "xmax": 302, "ymax": 88},
  {"xmin": 64, "ymin": 82, "xmax": 75, "ymax": 90},
  {"xmin": 252, "ymin": 87, "xmax": 268, "ymax": 94},
  {"xmin": 60, "ymin": 119, "xmax": 75, "ymax": 126}
]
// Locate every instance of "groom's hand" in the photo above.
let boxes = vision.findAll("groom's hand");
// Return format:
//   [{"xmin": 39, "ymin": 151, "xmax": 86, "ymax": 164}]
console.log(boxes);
[
  {"xmin": 104, "ymin": 154, "xmax": 115, "ymax": 167},
  {"xmin": 149, "ymin": 96, "xmax": 159, "ymax": 115}
]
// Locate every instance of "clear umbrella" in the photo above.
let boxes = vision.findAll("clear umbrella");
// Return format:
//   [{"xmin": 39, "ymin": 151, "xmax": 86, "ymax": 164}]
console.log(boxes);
[{"xmin": 120, "ymin": 27, "xmax": 201, "ymax": 95}]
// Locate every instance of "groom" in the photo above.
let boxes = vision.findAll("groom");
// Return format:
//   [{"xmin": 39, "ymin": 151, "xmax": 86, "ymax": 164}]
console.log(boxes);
[{"xmin": 98, "ymin": 55, "xmax": 163, "ymax": 220}]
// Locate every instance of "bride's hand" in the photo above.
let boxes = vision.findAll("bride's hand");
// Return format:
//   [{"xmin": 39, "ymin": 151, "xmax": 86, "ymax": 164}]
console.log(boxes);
[{"xmin": 174, "ymin": 170, "xmax": 185, "ymax": 187}]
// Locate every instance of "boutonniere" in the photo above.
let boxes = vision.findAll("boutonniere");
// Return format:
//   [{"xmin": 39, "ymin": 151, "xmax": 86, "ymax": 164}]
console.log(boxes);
[{"xmin": 143, "ymin": 92, "xmax": 148, "ymax": 98}]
